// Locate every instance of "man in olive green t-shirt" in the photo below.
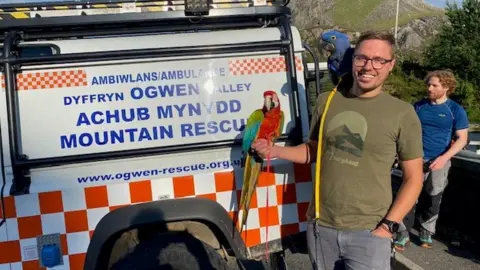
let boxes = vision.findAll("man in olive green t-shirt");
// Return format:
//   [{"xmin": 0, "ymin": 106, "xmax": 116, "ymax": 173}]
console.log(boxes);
[{"xmin": 252, "ymin": 31, "xmax": 424, "ymax": 270}]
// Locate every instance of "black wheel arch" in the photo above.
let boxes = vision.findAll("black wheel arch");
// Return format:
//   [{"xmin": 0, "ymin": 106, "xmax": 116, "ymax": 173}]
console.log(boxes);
[{"xmin": 84, "ymin": 197, "xmax": 247, "ymax": 270}]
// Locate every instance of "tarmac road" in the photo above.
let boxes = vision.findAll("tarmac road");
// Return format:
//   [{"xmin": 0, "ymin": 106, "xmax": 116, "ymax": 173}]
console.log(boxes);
[
  {"xmin": 280, "ymin": 229, "xmax": 480, "ymax": 270},
  {"xmin": 283, "ymin": 247, "xmax": 312, "ymax": 270},
  {"xmin": 398, "ymin": 229, "xmax": 480, "ymax": 270}
]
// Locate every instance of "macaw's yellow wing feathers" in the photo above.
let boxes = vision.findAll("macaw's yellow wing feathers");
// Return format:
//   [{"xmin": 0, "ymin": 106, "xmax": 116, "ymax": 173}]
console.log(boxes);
[{"xmin": 238, "ymin": 154, "xmax": 262, "ymax": 233}]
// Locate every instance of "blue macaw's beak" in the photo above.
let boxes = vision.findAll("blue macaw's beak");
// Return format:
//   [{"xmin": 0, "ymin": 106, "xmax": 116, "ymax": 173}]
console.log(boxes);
[{"xmin": 319, "ymin": 39, "xmax": 335, "ymax": 52}]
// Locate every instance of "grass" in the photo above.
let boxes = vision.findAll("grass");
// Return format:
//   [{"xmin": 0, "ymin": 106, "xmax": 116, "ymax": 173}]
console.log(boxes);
[
  {"xmin": 370, "ymin": 10, "xmax": 445, "ymax": 30},
  {"xmin": 330, "ymin": 0, "xmax": 444, "ymax": 31},
  {"xmin": 332, "ymin": 0, "xmax": 383, "ymax": 30}
]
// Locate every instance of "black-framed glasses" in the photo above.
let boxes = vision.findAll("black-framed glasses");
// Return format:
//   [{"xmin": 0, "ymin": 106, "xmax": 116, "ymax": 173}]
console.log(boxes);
[{"xmin": 353, "ymin": 55, "xmax": 393, "ymax": 69}]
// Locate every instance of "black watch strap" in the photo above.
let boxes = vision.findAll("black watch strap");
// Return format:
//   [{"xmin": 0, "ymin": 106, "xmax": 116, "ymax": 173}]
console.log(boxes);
[{"xmin": 380, "ymin": 218, "xmax": 399, "ymax": 234}]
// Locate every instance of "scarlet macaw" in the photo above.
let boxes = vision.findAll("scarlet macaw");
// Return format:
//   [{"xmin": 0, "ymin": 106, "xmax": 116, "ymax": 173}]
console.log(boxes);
[{"xmin": 238, "ymin": 90, "xmax": 284, "ymax": 232}]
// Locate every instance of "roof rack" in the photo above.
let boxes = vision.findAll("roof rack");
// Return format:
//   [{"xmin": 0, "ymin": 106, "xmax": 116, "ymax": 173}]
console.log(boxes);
[
  {"xmin": 0, "ymin": 0, "xmax": 289, "ymax": 9},
  {"xmin": 0, "ymin": 0, "xmax": 291, "ymax": 31}
]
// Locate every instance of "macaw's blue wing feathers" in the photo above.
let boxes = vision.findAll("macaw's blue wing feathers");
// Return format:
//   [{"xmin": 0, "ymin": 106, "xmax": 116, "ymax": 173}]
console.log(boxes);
[
  {"xmin": 319, "ymin": 30, "xmax": 353, "ymax": 86},
  {"xmin": 336, "ymin": 47, "xmax": 354, "ymax": 80},
  {"xmin": 239, "ymin": 109, "xmax": 264, "ymax": 232},
  {"xmin": 241, "ymin": 109, "xmax": 264, "ymax": 154}
]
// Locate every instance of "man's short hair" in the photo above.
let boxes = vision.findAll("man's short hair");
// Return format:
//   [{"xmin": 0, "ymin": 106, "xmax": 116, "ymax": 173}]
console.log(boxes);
[
  {"xmin": 424, "ymin": 69, "xmax": 457, "ymax": 96},
  {"xmin": 355, "ymin": 31, "xmax": 396, "ymax": 58}
]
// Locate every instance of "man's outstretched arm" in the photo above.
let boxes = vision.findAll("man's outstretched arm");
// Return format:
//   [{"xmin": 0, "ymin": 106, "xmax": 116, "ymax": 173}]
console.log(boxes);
[{"xmin": 251, "ymin": 139, "xmax": 318, "ymax": 164}]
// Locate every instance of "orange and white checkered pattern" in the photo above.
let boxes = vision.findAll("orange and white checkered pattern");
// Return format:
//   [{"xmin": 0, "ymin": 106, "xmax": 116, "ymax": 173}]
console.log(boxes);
[
  {"xmin": 0, "ymin": 162, "xmax": 313, "ymax": 270},
  {"xmin": 1, "ymin": 70, "xmax": 88, "ymax": 91},
  {"xmin": 229, "ymin": 56, "xmax": 303, "ymax": 76}
]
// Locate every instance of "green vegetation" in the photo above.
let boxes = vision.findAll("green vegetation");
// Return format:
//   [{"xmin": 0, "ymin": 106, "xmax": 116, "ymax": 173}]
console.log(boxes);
[
  {"xmin": 331, "ymin": 0, "xmax": 443, "ymax": 31},
  {"xmin": 371, "ymin": 10, "xmax": 442, "ymax": 30},
  {"xmin": 384, "ymin": 65, "xmax": 426, "ymax": 104},
  {"xmin": 387, "ymin": 0, "xmax": 480, "ymax": 123},
  {"xmin": 332, "ymin": 0, "xmax": 383, "ymax": 29},
  {"xmin": 422, "ymin": 0, "xmax": 480, "ymax": 88},
  {"xmin": 305, "ymin": 0, "xmax": 480, "ymax": 124}
]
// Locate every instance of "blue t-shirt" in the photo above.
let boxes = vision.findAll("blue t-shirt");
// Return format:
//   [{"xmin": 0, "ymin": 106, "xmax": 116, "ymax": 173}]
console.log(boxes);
[{"xmin": 414, "ymin": 98, "xmax": 469, "ymax": 160}]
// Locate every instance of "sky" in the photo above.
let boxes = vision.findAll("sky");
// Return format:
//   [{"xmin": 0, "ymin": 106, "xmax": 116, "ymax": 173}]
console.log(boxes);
[{"xmin": 425, "ymin": 0, "xmax": 464, "ymax": 7}]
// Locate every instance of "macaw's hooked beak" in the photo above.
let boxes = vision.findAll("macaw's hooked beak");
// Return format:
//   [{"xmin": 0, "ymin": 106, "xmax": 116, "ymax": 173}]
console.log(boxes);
[
  {"xmin": 264, "ymin": 96, "xmax": 277, "ymax": 112},
  {"xmin": 319, "ymin": 39, "xmax": 335, "ymax": 53},
  {"xmin": 265, "ymin": 99, "xmax": 272, "ymax": 111}
]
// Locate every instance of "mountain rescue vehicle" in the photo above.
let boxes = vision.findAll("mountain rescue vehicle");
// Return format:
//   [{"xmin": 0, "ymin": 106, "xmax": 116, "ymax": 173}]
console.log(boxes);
[{"xmin": 0, "ymin": 0, "xmax": 324, "ymax": 269}]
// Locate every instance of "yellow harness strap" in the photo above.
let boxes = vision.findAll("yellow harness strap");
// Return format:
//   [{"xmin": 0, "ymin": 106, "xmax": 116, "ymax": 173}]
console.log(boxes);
[{"xmin": 314, "ymin": 78, "xmax": 342, "ymax": 219}]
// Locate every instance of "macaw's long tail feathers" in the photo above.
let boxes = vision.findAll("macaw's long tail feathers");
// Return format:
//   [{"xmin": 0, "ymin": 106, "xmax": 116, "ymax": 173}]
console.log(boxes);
[
  {"xmin": 238, "ymin": 154, "xmax": 262, "ymax": 233},
  {"xmin": 238, "ymin": 154, "xmax": 251, "ymax": 209}
]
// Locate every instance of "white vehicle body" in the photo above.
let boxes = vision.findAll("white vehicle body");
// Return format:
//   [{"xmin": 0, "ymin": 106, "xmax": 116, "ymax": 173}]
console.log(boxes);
[{"xmin": 0, "ymin": 1, "xmax": 317, "ymax": 269}]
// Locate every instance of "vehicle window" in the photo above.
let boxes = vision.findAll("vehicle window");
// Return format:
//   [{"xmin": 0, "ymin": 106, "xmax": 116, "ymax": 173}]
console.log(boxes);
[
  {"xmin": 0, "ymin": 45, "xmax": 58, "ymax": 57},
  {"xmin": 0, "ymin": 0, "xmax": 106, "ymax": 7}
]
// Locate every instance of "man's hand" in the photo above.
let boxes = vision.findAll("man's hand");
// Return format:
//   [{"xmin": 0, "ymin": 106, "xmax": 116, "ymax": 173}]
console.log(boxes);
[
  {"xmin": 251, "ymin": 139, "xmax": 276, "ymax": 159},
  {"xmin": 371, "ymin": 225, "xmax": 393, "ymax": 239},
  {"xmin": 251, "ymin": 140, "xmax": 316, "ymax": 164},
  {"xmin": 429, "ymin": 155, "xmax": 449, "ymax": 170},
  {"xmin": 429, "ymin": 129, "xmax": 468, "ymax": 171}
]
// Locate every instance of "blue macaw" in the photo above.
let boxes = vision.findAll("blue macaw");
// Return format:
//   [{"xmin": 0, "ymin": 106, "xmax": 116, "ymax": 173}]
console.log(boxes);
[{"xmin": 319, "ymin": 30, "xmax": 354, "ymax": 85}]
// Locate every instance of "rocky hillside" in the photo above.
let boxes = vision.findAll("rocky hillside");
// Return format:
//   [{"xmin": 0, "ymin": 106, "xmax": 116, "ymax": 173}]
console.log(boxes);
[
  {"xmin": 290, "ymin": 0, "xmax": 448, "ymax": 55},
  {"xmin": 392, "ymin": 15, "xmax": 448, "ymax": 52}
]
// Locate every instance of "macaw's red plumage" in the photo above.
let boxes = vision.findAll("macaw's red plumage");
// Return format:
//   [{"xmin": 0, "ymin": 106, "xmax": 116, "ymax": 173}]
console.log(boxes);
[{"xmin": 238, "ymin": 90, "xmax": 285, "ymax": 233}]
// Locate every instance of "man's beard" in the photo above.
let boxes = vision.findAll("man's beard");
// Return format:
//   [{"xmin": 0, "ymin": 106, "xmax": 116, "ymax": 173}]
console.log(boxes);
[{"xmin": 428, "ymin": 92, "xmax": 444, "ymax": 100}]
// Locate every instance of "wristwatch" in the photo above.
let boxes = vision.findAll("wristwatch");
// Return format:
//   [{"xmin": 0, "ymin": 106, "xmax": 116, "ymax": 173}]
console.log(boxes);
[{"xmin": 379, "ymin": 218, "xmax": 400, "ymax": 234}]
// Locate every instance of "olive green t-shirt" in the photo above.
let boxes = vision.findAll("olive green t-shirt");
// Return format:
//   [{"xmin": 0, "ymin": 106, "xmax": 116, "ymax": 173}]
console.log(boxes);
[{"xmin": 306, "ymin": 88, "xmax": 423, "ymax": 230}]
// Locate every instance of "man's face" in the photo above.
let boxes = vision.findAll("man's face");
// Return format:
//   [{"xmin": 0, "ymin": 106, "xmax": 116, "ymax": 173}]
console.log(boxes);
[
  {"xmin": 427, "ymin": 76, "xmax": 448, "ymax": 100},
  {"xmin": 352, "ymin": 39, "xmax": 395, "ymax": 92}
]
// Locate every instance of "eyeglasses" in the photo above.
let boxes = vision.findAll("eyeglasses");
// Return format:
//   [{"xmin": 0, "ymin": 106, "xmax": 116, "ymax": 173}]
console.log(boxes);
[{"xmin": 353, "ymin": 55, "xmax": 393, "ymax": 70}]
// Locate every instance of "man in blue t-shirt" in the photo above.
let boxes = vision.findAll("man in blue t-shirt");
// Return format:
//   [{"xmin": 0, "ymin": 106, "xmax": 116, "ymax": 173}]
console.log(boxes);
[{"xmin": 394, "ymin": 70, "xmax": 469, "ymax": 250}]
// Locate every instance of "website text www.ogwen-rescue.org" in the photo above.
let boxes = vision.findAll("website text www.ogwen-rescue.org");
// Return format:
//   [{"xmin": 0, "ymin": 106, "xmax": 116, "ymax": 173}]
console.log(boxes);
[{"xmin": 77, "ymin": 159, "xmax": 242, "ymax": 183}]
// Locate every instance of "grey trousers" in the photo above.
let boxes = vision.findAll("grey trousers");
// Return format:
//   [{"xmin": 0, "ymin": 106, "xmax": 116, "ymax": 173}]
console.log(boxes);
[
  {"xmin": 307, "ymin": 221, "xmax": 392, "ymax": 270},
  {"xmin": 398, "ymin": 159, "xmax": 451, "ymax": 234}
]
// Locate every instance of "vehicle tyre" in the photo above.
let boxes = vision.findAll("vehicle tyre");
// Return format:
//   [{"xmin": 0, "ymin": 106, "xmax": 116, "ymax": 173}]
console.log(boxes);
[{"xmin": 110, "ymin": 231, "xmax": 231, "ymax": 270}]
